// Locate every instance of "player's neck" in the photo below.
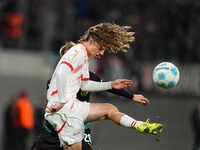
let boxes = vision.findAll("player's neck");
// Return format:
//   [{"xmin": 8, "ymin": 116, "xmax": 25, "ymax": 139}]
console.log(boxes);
[{"xmin": 82, "ymin": 41, "xmax": 91, "ymax": 56}]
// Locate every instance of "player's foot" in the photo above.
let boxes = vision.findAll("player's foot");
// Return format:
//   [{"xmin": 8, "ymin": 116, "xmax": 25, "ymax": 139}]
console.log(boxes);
[{"xmin": 135, "ymin": 119, "xmax": 164, "ymax": 135}]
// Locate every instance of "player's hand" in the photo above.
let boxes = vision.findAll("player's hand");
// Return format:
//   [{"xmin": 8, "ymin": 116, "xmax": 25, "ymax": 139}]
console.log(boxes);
[
  {"xmin": 111, "ymin": 79, "xmax": 133, "ymax": 89},
  {"xmin": 45, "ymin": 102, "xmax": 65, "ymax": 113},
  {"xmin": 133, "ymin": 94, "xmax": 150, "ymax": 105}
]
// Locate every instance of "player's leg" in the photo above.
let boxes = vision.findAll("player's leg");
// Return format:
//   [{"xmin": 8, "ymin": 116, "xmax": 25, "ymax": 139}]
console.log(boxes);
[
  {"xmin": 45, "ymin": 101, "xmax": 91, "ymax": 150},
  {"xmin": 85, "ymin": 103, "xmax": 123, "ymax": 123},
  {"xmin": 85, "ymin": 103, "xmax": 164, "ymax": 135},
  {"xmin": 62, "ymin": 133, "xmax": 93, "ymax": 150},
  {"xmin": 59, "ymin": 138, "xmax": 94, "ymax": 150},
  {"xmin": 82, "ymin": 128, "xmax": 93, "ymax": 150},
  {"xmin": 34, "ymin": 120, "xmax": 93, "ymax": 150},
  {"xmin": 31, "ymin": 126, "xmax": 64, "ymax": 150},
  {"xmin": 62, "ymin": 142, "xmax": 82, "ymax": 150},
  {"xmin": 82, "ymin": 139, "xmax": 93, "ymax": 150}
]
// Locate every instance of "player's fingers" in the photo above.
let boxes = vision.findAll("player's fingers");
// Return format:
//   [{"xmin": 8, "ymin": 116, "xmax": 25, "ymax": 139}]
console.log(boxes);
[
  {"xmin": 51, "ymin": 105, "xmax": 58, "ymax": 112},
  {"xmin": 122, "ymin": 80, "xmax": 133, "ymax": 83},
  {"xmin": 136, "ymin": 99, "xmax": 146, "ymax": 104},
  {"xmin": 142, "ymin": 97, "xmax": 150, "ymax": 104},
  {"xmin": 145, "ymin": 98, "xmax": 150, "ymax": 104},
  {"xmin": 139, "ymin": 99, "xmax": 146, "ymax": 103},
  {"xmin": 45, "ymin": 107, "xmax": 52, "ymax": 113},
  {"xmin": 54, "ymin": 104, "xmax": 60, "ymax": 108},
  {"xmin": 136, "ymin": 95, "xmax": 149, "ymax": 104},
  {"xmin": 51, "ymin": 105, "xmax": 56, "ymax": 109},
  {"xmin": 121, "ymin": 80, "xmax": 133, "ymax": 86},
  {"xmin": 123, "ymin": 84, "xmax": 131, "ymax": 88},
  {"xmin": 119, "ymin": 79, "xmax": 132, "ymax": 83},
  {"xmin": 53, "ymin": 103, "xmax": 64, "ymax": 111},
  {"xmin": 47, "ymin": 105, "xmax": 57, "ymax": 112},
  {"xmin": 134, "ymin": 95, "xmax": 150, "ymax": 104}
]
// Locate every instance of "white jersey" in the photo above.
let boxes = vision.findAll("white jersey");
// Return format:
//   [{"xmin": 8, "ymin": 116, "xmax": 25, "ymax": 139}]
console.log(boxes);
[
  {"xmin": 47, "ymin": 43, "xmax": 89, "ymax": 107},
  {"xmin": 45, "ymin": 42, "xmax": 112, "ymax": 145}
]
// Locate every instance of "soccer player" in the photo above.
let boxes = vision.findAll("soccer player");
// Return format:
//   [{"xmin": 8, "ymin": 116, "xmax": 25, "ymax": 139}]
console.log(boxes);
[
  {"xmin": 45, "ymin": 23, "xmax": 164, "ymax": 150},
  {"xmin": 32, "ymin": 42, "xmax": 150, "ymax": 150}
]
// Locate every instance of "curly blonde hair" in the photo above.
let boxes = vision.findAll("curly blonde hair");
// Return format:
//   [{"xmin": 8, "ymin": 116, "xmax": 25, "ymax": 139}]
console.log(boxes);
[
  {"xmin": 59, "ymin": 41, "xmax": 76, "ymax": 58},
  {"xmin": 79, "ymin": 22, "xmax": 135, "ymax": 53}
]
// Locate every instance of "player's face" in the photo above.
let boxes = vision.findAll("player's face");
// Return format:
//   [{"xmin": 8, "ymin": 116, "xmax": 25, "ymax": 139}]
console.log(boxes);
[{"xmin": 88, "ymin": 39, "xmax": 105, "ymax": 59}]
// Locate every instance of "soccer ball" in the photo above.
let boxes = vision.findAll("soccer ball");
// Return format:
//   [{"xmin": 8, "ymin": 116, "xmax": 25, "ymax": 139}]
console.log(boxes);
[{"xmin": 152, "ymin": 62, "xmax": 180, "ymax": 89}]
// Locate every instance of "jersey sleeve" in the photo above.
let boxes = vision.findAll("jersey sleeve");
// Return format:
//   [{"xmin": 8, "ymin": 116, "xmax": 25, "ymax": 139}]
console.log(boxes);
[
  {"xmin": 89, "ymin": 72, "xmax": 133, "ymax": 100},
  {"xmin": 81, "ymin": 80, "xmax": 112, "ymax": 92}
]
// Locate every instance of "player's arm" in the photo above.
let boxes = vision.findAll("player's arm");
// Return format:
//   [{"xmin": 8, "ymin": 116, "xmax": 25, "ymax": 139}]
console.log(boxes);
[
  {"xmin": 108, "ymin": 88, "xmax": 149, "ymax": 104},
  {"xmin": 81, "ymin": 79, "xmax": 133, "ymax": 92},
  {"xmin": 92, "ymin": 72, "xmax": 149, "ymax": 104},
  {"xmin": 81, "ymin": 71, "xmax": 133, "ymax": 92},
  {"xmin": 85, "ymin": 72, "xmax": 149, "ymax": 104},
  {"xmin": 107, "ymin": 88, "xmax": 133, "ymax": 99},
  {"xmin": 89, "ymin": 72, "xmax": 132, "ymax": 97}
]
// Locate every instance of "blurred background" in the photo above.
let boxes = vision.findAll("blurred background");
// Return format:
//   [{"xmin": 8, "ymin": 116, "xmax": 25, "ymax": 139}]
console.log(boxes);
[{"xmin": 0, "ymin": 0, "xmax": 200, "ymax": 150}]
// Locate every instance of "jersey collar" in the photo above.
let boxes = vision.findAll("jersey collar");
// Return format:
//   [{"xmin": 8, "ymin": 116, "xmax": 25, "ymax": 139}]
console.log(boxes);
[{"xmin": 78, "ymin": 42, "xmax": 88, "ymax": 56}]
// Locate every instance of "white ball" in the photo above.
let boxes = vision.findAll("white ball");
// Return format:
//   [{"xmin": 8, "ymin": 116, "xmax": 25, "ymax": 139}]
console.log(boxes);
[{"xmin": 152, "ymin": 62, "xmax": 180, "ymax": 89}]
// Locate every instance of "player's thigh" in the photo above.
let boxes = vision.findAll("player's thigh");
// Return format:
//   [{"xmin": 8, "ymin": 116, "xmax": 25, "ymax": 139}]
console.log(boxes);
[
  {"xmin": 85, "ymin": 103, "xmax": 118, "ymax": 122},
  {"xmin": 63, "ymin": 141, "xmax": 82, "ymax": 150}
]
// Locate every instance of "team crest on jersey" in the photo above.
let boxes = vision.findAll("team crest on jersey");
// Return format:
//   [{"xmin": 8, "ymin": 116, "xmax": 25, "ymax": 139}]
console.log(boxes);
[{"xmin": 69, "ymin": 53, "xmax": 78, "ymax": 63}]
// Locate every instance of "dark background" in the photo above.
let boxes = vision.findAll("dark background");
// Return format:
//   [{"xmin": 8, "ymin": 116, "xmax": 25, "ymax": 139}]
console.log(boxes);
[{"xmin": 0, "ymin": 0, "xmax": 199, "ymax": 150}]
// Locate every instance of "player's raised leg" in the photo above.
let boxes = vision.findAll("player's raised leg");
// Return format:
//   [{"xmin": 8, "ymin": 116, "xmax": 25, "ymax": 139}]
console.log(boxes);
[{"xmin": 85, "ymin": 103, "xmax": 164, "ymax": 135}]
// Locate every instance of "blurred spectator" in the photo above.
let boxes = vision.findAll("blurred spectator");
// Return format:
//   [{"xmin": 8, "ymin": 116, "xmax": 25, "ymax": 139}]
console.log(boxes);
[
  {"xmin": 0, "ymin": 1, "xmax": 24, "ymax": 48},
  {"xmin": 3, "ymin": 95, "xmax": 16, "ymax": 150},
  {"xmin": 99, "ymin": 54, "xmax": 131, "ymax": 81},
  {"xmin": 1, "ymin": 0, "xmax": 200, "ymax": 63},
  {"xmin": 3, "ymin": 91, "xmax": 34, "ymax": 150},
  {"xmin": 1, "ymin": 12, "xmax": 23, "ymax": 39},
  {"xmin": 72, "ymin": 0, "xmax": 100, "ymax": 42},
  {"xmin": 191, "ymin": 104, "xmax": 200, "ymax": 150},
  {"xmin": 73, "ymin": 0, "xmax": 99, "ymax": 20}
]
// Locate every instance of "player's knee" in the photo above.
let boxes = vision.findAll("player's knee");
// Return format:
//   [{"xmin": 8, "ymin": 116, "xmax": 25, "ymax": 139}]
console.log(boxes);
[
  {"xmin": 109, "ymin": 104, "xmax": 119, "ymax": 112},
  {"xmin": 106, "ymin": 104, "xmax": 119, "ymax": 118}
]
